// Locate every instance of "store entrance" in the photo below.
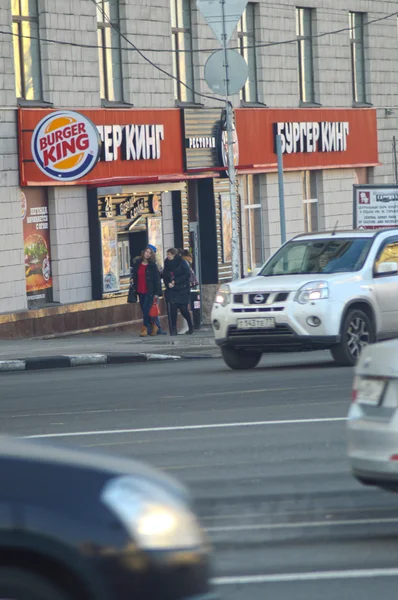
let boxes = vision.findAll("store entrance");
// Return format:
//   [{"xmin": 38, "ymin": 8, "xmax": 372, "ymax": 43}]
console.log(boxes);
[{"xmin": 129, "ymin": 230, "xmax": 147, "ymax": 265}]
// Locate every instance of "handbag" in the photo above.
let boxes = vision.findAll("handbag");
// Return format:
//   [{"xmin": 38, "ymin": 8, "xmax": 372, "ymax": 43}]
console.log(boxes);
[
  {"xmin": 149, "ymin": 298, "xmax": 160, "ymax": 317},
  {"xmin": 127, "ymin": 286, "xmax": 137, "ymax": 303}
]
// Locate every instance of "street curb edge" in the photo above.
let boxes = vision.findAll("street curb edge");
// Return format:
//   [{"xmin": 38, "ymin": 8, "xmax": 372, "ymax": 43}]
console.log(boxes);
[{"xmin": 0, "ymin": 352, "xmax": 214, "ymax": 373}]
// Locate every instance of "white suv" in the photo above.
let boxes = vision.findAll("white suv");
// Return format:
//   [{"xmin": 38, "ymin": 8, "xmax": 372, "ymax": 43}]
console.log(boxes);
[{"xmin": 212, "ymin": 229, "xmax": 398, "ymax": 370}]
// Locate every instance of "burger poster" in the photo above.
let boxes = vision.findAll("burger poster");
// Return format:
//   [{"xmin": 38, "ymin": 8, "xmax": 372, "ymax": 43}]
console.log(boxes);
[
  {"xmin": 22, "ymin": 188, "xmax": 53, "ymax": 306},
  {"xmin": 100, "ymin": 220, "xmax": 119, "ymax": 293}
]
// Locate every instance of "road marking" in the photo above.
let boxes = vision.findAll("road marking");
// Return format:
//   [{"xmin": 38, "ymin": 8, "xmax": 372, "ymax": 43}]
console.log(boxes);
[
  {"xmin": 25, "ymin": 416, "xmax": 346, "ymax": 440},
  {"xmin": 206, "ymin": 516, "xmax": 398, "ymax": 533},
  {"xmin": 193, "ymin": 383, "xmax": 345, "ymax": 399},
  {"xmin": 212, "ymin": 568, "xmax": 398, "ymax": 586}
]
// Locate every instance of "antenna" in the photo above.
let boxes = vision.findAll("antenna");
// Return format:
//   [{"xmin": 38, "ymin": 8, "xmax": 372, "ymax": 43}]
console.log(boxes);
[{"xmin": 332, "ymin": 220, "xmax": 339, "ymax": 236}]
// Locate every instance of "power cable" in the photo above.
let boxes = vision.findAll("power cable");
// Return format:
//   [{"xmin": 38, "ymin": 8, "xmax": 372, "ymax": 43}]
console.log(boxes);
[{"xmin": 2, "ymin": 8, "xmax": 396, "ymax": 55}]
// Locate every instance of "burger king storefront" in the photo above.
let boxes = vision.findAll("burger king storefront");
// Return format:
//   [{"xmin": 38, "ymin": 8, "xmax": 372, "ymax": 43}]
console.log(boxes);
[
  {"xmin": 9, "ymin": 104, "xmax": 380, "ymax": 338},
  {"xmin": 15, "ymin": 107, "xmax": 189, "ymax": 336}
]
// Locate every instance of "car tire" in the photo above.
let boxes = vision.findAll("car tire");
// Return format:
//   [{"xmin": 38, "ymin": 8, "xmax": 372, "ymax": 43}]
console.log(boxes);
[
  {"xmin": 221, "ymin": 346, "xmax": 262, "ymax": 370},
  {"xmin": 331, "ymin": 309, "xmax": 374, "ymax": 367},
  {"xmin": 0, "ymin": 568, "xmax": 71, "ymax": 600}
]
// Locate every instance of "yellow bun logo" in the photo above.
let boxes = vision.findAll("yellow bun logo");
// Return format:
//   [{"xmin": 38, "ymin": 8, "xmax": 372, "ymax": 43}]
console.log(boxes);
[{"xmin": 32, "ymin": 111, "xmax": 101, "ymax": 181}]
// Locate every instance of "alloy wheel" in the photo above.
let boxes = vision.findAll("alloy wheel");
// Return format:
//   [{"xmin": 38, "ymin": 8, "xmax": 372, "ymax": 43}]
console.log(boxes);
[{"xmin": 346, "ymin": 316, "xmax": 370, "ymax": 359}]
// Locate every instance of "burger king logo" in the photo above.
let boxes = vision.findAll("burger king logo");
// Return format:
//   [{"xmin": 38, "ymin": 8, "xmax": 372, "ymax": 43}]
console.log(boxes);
[{"xmin": 31, "ymin": 111, "xmax": 101, "ymax": 182}]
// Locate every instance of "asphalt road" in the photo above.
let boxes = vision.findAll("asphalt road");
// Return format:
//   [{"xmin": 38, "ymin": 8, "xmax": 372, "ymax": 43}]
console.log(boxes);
[{"xmin": 2, "ymin": 352, "xmax": 398, "ymax": 600}]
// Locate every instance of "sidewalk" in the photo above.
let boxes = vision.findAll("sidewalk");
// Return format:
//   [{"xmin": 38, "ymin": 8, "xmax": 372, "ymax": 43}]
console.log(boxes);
[{"xmin": 0, "ymin": 328, "xmax": 219, "ymax": 372}]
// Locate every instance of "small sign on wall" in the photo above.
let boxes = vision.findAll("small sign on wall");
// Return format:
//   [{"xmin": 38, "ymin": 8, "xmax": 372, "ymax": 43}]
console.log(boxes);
[{"xmin": 354, "ymin": 185, "xmax": 398, "ymax": 229}]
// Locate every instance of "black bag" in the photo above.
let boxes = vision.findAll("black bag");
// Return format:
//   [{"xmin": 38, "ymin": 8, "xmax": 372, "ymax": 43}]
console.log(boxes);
[{"xmin": 127, "ymin": 286, "xmax": 137, "ymax": 303}]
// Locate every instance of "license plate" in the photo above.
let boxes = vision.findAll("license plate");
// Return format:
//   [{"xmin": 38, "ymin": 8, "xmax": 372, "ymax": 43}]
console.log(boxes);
[
  {"xmin": 237, "ymin": 318, "xmax": 275, "ymax": 330},
  {"xmin": 356, "ymin": 377, "xmax": 386, "ymax": 406}
]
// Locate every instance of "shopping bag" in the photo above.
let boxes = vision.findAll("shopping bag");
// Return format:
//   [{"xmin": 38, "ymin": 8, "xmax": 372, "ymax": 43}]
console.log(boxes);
[
  {"xmin": 127, "ymin": 287, "xmax": 137, "ymax": 303},
  {"xmin": 149, "ymin": 299, "xmax": 160, "ymax": 317}
]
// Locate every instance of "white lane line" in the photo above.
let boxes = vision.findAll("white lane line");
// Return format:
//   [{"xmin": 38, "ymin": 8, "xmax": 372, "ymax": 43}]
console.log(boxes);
[
  {"xmin": 206, "ymin": 517, "xmax": 398, "ymax": 533},
  {"xmin": 195, "ymin": 383, "xmax": 346, "ymax": 399},
  {"xmin": 25, "ymin": 417, "xmax": 346, "ymax": 440},
  {"xmin": 213, "ymin": 568, "xmax": 398, "ymax": 586}
]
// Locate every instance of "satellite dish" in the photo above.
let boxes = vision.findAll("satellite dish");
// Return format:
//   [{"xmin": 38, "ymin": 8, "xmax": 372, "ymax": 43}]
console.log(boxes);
[{"xmin": 204, "ymin": 49, "xmax": 248, "ymax": 96}]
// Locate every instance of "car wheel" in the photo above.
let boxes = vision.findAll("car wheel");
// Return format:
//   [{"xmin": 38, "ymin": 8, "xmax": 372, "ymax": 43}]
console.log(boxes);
[
  {"xmin": 0, "ymin": 568, "xmax": 70, "ymax": 600},
  {"xmin": 221, "ymin": 346, "xmax": 262, "ymax": 370},
  {"xmin": 331, "ymin": 309, "xmax": 374, "ymax": 367}
]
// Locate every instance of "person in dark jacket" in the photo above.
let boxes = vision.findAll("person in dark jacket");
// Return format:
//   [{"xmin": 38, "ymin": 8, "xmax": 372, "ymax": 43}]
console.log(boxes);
[
  {"xmin": 163, "ymin": 248, "xmax": 193, "ymax": 336},
  {"xmin": 130, "ymin": 246, "xmax": 162, "ymax": 337}
]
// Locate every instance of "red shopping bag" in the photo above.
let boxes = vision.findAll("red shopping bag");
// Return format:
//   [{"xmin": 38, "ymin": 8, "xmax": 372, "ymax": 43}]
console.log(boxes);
[{"xmin": 149, "ymin": 299, "xmax": 160, "ymax": 318}]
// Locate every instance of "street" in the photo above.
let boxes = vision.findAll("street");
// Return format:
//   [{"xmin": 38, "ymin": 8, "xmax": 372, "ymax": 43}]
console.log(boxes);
[{"xmin": 2, "ymin": 353, "xmax": 398, "ymax": 599}]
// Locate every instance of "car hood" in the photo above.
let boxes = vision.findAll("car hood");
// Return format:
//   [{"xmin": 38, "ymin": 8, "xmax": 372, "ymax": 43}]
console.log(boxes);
[
  {"xmin": 357, "ymin": 340, "xmax": 398, "ymax": 378},
  {"xmin": 0, "ymin": 436, "xmax": 188, "ymax": 501},
  {"xmin": 228, "ymin": 272, "xmax": 361, "ymax": 293}
]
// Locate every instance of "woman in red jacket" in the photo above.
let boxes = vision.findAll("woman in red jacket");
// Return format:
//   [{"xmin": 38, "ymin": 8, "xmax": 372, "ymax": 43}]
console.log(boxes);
[{"xmin": 130, "ymin": 246, "xmax": 161, "ymax": 337}]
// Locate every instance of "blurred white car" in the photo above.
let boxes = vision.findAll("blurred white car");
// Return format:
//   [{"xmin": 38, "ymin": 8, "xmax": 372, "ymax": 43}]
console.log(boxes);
[{"xmin": 347, "ymin": 339, "xmax": 398, "ymax": 493}]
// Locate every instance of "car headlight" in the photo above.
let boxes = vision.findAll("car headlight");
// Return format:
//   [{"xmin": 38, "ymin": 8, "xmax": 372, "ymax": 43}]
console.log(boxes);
[
  {"xmin": 215, "ymin": 284, "xmax": 231, "ymax": 307},
  {"xmin": 101, "ymin": 476, "xmax": 204, "ymax": 550},
  {"xmin": 295, "ymin": 281, "xmax": 329, "ymax": 304}
]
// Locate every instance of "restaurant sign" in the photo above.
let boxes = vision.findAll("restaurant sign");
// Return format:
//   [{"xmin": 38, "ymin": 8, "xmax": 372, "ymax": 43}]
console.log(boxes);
[
  {"xmin": 19, "ymin": 108, "xmax": 184, "ymax": 186},
  {"xmin": 274, "ymin": 121, "xmax": 350, "ymax": 154}
]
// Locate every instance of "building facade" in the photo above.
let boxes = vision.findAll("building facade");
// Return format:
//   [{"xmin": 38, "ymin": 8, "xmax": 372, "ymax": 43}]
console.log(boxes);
[{"xmin": 0, "ymin": 0, "xmax": 397, "ymax": 334}]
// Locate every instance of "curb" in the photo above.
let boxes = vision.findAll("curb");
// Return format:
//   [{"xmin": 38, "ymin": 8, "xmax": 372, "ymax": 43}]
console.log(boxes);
[{"xmin": 0, "ymin": 352, "xmax": 215, "ymax": 373}]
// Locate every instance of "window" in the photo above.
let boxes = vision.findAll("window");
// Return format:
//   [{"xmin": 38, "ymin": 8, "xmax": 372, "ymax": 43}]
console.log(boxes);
[
  {"xmin": 12, "ymin": 0, "xmax": 42, "ymax": 100},
  {"xmin": 171, "ymin": 0, "xmax": 194, "ymax": 103},
  {"xmin": 296, "ymin": 7, "xmax": 315, "ymax": 104},
  {"xmin": 238, "ymin": 3, "xmax": 258, "ymax": 103},
  {"xmin": 97, "ymin": 0, "xmax": 123, "ymax": 102},
  {"xmin": 349, "ymin": 12, "xmax": 366, "ymax": 104},
  {"xmin": 375, "ymin": 240, "xmax": 398, "ymax": 273},
  {"xmin": 242, "ymin": 175, "xmax": 263, "ymax": 274},
  {"xmin": 261, "ymin": 238, "xmax": 373, "ymax": 277},
  {"xmin": 118, "ymin": 239, "xmax": 130, "ymax": 276},
  {"xmin": 302, "ymin": 171, "xmax": 318, "ymax": 233}
]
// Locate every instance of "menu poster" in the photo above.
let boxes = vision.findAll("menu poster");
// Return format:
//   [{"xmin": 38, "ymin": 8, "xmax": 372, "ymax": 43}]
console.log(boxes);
[
  {"xmin": 22, "ymin": 188, "xmax": 53, "ymax": 307},
  {"xmin": 147, "ymin": 217, "xmax": 164, "ymax": 270},
  {"xmin": 220, "ymin": 192, "xmax": 232, "ymax": 263},
  {"xmin": 100, "ymin": 220, "xmax": 120, "ymax": 293}
]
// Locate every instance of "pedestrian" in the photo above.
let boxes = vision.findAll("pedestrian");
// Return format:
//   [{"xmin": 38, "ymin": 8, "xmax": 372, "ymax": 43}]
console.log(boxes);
[
  {"xmin": 163, "ymin": 247, "xmax": 194, "ymax": 336},
  {"xmin": 146, "ymin": 244, "xmax": 167, "ymax": 335},
  {"xmin": 130, "ymin": 246, "xmax": 161, "ymax": 337},
  {"xmin": 181, "ymin": 250, "xmax": 199, "ymax": 288}
]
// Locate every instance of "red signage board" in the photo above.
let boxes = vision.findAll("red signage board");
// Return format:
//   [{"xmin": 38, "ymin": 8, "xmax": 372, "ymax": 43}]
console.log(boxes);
[
  {"xmin": 18, "ymin": 108, "xmax": 185, "ymax": 187},
  {"xmin": 235, "ymin": 108, "xmax": 379, "ymax": 172}
]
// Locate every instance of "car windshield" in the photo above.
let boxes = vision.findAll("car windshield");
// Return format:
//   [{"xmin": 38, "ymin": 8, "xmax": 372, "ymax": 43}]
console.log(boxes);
[{"xmin": 260, "ymin": 237, "xmax": 373, "ymax": 276}]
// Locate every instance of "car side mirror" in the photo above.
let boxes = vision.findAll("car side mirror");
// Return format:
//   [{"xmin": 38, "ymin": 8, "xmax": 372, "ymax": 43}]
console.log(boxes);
[{"xmin": 376, "ymin": 261, "xmax": 398, "ymax": 275}]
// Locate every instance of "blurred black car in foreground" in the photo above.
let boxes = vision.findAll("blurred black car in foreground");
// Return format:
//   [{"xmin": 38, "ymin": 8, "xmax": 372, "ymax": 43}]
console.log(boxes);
[{"xmin": 0, "ymin": 436, "xmax": 215, "ymax": 600}]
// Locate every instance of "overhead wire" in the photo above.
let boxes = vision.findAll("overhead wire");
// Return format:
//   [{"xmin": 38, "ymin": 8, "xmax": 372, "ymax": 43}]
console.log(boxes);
[{"xmin": 1, "ymin": 8, "xmax": 396, "ymax": 55}]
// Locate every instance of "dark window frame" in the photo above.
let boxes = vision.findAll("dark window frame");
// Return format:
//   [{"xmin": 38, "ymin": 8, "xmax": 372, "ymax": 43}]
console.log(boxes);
[
  {"xmin": 349, "ymin": 11, "xmax": 366, "ymax": 104},
  {"xmin": 171, "ymin": 0, "xmax": 194, "ymax": 103},
  {"xmin": 12, "ymin": 0, "xmax": 43, "ymax": 101},
  {"xmin": 238, "ymin": 3, "xmax": 258, "ymax": 103},
  {"xmin": 296, "ymin": 6, "xmax": 315, "ymax": 104},
  {"xmin": 97, "ymin": 0, "xmax": 124, "ymax": 103}
]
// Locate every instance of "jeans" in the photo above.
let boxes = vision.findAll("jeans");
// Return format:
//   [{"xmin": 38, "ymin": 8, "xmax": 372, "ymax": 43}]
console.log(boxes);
[{"xmin": 139, "ymin": 294, "xmax": 153, "ymax": 327}]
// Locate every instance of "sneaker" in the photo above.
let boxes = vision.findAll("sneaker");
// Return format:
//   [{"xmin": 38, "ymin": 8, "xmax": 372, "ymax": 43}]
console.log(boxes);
[
  {"xmin": 150, "ymin": 324, "xmax": 159, "ymax": 336},
  {"xmin": 140, "ymin": 326, "xmax": 148, "ymax": 337}
]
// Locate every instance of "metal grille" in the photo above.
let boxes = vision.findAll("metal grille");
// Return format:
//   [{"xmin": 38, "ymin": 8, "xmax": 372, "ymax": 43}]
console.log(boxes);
[
  {"xmin": 249, "ymin": 293, "xmax": 270, "ymax": 305},
  {"xmin": 228, "ymin": 324, "xmax": 293, "ymax": 337},
  {"xmin": 275, "ymin": 292, "xmax": 290, "ymax": 302}
]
